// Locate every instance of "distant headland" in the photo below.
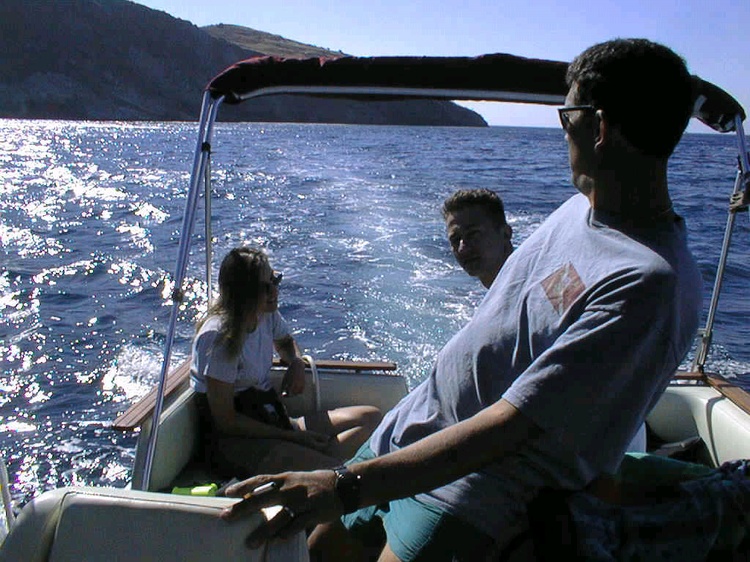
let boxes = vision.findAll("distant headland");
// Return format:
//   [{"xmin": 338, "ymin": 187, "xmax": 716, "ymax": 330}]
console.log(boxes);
[{"xmin": 0, "ymin": 1, "xmax": 486, "ymax": 126}]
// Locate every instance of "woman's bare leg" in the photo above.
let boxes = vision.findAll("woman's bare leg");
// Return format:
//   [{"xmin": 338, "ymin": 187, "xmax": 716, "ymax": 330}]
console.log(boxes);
[
  {"xmin": 377, "ymin": 543, "xmax": 403, "ymax": 562},
  {"xmin": 215, "ymin": 436, "xmax": 340, "ymax": 475},
  {"xmin": 308, "ymin": 521, "xmax": 370, "ymax": 562},
  {"xmin": 301, "ymin": 405, "xmax": 382, "ymax": 460},
  {"xmin": 254, "ymin": 440, "xmax": 340, "ymax": 473}
]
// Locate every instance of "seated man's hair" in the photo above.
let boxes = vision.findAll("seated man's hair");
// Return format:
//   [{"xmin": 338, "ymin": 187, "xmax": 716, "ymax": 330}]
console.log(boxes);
[
  {"xmin": 442, "ymin": 188, "xmax": 507, "ymax": 226},
  {"xmin": 566, "ymin": 38, "xmax": 694, "ymax": 157}
]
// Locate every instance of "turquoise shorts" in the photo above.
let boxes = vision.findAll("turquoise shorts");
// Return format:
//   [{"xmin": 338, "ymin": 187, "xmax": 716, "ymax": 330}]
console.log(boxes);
[{"xmin": 340, "ymin": 442, "xmax": 496, "ymax": 562}]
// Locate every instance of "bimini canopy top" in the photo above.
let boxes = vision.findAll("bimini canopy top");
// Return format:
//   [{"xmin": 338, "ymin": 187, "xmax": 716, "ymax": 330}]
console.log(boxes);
[
  {"xmin": 207, "ymin": 53, "xmax": 569, "ymax": 107},
  {"xmin": 206, "ymin": 53, "xmax": 746, "ymax": 133}
]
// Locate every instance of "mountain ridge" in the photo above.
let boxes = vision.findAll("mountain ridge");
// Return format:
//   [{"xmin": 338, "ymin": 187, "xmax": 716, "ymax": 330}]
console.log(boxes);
[
  {"xmin": 0, "ymin": 0, "xmax": 486, "ymax": 126},
  {"xmin": 203, "ymin": 24, "xmax": 345, "ymax": 59}
]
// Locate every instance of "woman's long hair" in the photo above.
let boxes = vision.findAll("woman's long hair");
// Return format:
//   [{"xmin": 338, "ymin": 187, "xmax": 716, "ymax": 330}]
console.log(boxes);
[{"xmin": 197, "ymin": 246, "xmax": 268, "ymax": 359}]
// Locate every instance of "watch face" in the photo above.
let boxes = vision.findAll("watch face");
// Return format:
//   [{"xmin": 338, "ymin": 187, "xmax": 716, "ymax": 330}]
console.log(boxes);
[{"xmin": 334, "ymin": 466, "xmax": 361, "ymax": 514}]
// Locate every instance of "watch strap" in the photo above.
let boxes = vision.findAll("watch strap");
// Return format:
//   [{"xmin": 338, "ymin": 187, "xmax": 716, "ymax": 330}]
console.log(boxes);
[{"xmin": 332, "ymin": 465, "xmax": 361, "ymax": 514}]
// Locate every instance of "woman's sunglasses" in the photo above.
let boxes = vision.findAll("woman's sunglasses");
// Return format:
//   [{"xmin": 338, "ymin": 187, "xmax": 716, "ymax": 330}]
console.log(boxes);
[{"xmin": 263, "ymin": 271, "xmax": 283, "ymax": 291}]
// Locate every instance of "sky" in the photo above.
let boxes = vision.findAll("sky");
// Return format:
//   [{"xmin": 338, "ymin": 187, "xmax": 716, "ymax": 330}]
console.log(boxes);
[{"xmin": 137, "ymin": 0, "xmax": 749, "ymax": 133}]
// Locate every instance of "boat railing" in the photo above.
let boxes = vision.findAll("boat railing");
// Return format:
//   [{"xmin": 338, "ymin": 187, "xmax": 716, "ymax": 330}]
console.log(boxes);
[
  {"xmin": 301, "ymin": 355, "xmax": 322, "ymax": 412},
  {"xmin": 692, "ymin": 112, "xmax": 750, "ymax": 373},
  {"xmin": 134, "ymin": 92, "xmax": 223, "ymax": 491}
]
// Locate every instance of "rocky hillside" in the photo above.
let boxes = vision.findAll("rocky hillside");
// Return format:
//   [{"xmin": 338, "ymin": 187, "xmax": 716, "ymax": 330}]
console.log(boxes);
[
  {"xmin": 0, "ymin": 0, "xmax": 486, "ymax": 125},
  {"xmin": 203, "ymin": 24, "xmax": 344, "ymax": 59}
]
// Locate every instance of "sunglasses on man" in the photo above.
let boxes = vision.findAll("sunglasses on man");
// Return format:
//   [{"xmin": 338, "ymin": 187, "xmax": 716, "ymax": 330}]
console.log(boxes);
[{"xmin": 558, "ymin": 105, "xmax": 596, "ymax": 131}]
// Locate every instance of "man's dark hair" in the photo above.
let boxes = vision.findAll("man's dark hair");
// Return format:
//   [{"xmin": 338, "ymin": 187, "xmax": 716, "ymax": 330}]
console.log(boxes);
[
  {"xmin": 566, "ymin": 38, "xmax": 694, "ymax": 157},
  {"xmin": 442, "ymin": 188, "xmax": 507, "ymax": 226}
]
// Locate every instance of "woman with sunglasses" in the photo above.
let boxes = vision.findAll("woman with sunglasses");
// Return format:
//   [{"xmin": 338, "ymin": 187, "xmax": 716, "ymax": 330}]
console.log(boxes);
[{"xmin": 190, "ymin": 246, "xmax": 381, "ymax": 478}]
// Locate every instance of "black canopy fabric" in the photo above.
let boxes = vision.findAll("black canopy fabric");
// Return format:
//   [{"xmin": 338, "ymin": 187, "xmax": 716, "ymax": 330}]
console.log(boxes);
[
  {"xmin": 207, "ymin": 53, "xmax": 569, "ymax": 106},
  {"xmin": 692, "ymin": 76, "xmax": 747, "ymax": 133},
  {"xmin": 205, "ymin": 53, "xmax": 745, "ymax": 132}
]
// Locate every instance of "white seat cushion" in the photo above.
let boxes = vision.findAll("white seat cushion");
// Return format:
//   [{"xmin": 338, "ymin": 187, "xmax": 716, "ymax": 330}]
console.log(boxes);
[{"xmin": 0, "ymin": 487, "xmax": 308, "ymax": 562}]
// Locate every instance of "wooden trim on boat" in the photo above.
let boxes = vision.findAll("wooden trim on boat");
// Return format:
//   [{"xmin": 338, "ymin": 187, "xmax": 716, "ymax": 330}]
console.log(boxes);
[
  {"xmin": 705, "ymin": 372, "xmax": 750, "ymax": 416},
  {"xmin": 671, "ymin": 371, "xmax": 706, "ymax": 382},
  {"xmin": 112, "ymin": 359, "xmax": 192, "ymax": 431},
  {"xmin": 669, "ymin": 370, "xmax": 750, "ymax": 416},
  {"xmin": 111, "ymin": 357, "xmax": 398, "ymax": 431}
]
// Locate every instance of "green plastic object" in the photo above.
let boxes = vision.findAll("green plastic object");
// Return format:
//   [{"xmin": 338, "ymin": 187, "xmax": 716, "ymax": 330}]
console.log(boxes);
[{"xmin": 171, "ymin": 483, "xmax": 218, "ymax": 496}]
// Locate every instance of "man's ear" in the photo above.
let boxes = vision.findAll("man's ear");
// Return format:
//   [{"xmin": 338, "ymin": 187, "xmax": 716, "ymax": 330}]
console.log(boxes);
[{"xmin": 594, "ymin": 109, "xmax": 607, "ymax": 152}]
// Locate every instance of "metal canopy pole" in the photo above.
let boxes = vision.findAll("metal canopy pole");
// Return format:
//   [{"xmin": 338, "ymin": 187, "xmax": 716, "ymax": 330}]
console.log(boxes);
[
  {"xmin": 692, "ymin": 117, "xmax": 750, "ymax": 372},
  {"xmin": 138, "ymin": 92, "xmax": 224, "ymax": 491},
  {"xmin": 205, "ymin": 150, "xmax": 214, "ymax": 309}
]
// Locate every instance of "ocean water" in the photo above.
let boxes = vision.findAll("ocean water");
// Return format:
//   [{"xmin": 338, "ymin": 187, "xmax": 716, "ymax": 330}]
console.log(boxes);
[{"xmin": 1, "ymin": 119, "xmax": 749, "ymax": 509}]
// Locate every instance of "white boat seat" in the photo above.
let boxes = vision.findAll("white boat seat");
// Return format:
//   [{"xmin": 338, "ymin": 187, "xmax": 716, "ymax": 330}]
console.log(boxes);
[
  {"xmin": 0, "ymin": 486, "xmax": 309, "ymax": 562},
  {"xmin": 648, "ymin": 384, "xmax": 750, "ymax": 466},
  {"xmin": 130, "ymin": 388, "xmax": 204, "ymax": 492},
  {"xmin": 130, "ymin": 366, "xmax": 408, "ymax": 493}
]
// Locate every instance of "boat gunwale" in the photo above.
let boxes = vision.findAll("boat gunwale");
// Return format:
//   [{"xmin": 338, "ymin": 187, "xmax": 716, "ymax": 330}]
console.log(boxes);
[
  {"xmin": 672, "ymin": 370, "xmax": 750, "ymax": 417},
  {"xmin": 112, "ymin": 357, "xmax": 399, "ymax": 431}
]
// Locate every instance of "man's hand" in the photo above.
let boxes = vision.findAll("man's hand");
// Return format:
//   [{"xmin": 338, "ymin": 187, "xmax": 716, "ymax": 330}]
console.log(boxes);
[
  {"xmin": 220, "ymin": 470, "xmax": 342, "ymax": 548},
  {"xmin": 281, "ymin": 357, "xmax": 306, "ymax": 396}
]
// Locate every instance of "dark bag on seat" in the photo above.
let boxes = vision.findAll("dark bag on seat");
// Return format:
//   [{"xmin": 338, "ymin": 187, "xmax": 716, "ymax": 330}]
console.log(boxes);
[{"xmin": 234, "ymin": 386, "xmax": 294, "ymax": 431}]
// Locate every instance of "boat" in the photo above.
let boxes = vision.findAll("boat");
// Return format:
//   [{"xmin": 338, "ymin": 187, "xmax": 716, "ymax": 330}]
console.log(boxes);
[{"xmin": 1, "ymin": 52, "xmax": 748, "ymax": 561}]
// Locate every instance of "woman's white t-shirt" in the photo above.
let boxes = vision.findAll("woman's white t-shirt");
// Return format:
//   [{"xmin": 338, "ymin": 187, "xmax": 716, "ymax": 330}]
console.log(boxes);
[{"xmin": 190, "ymin": 311, "xmax": 291, "ymax": 394}]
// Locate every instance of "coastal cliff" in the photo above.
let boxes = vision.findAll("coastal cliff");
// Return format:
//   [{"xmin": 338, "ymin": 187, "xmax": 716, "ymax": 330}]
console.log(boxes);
[{"xmin": 0, "ymin": 0, "xmax": 486, "ymax": 126}]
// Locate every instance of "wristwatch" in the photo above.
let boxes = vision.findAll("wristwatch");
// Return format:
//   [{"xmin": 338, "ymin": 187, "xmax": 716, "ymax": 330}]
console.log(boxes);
[{"xmin": 332, "ymin": 465, "xmax": 362, "ymax": 514}]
